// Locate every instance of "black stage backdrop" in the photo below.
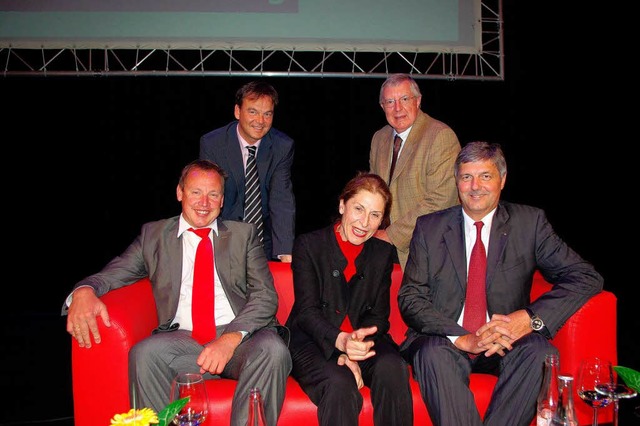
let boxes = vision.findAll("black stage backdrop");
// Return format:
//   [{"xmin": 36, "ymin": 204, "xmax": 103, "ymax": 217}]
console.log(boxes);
[{"xmin": 1, "ymin": 2, "xmax": 634, "ymax": 425}]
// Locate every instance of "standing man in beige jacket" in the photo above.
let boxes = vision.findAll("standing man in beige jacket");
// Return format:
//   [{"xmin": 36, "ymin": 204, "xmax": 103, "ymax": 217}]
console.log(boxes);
[{"xmin": 370, "ymin": 74, "xmax": 461, "ymax": 269}]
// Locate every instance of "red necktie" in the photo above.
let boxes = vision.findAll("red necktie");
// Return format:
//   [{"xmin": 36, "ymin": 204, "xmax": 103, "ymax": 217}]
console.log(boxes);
[
  {"xmin": 463, "ymin": 221, "xmax": 487, "ymax": 334},
  {"xmin": 189, "ymin": 227, "xmax": 215, "ymax": 344},
  {"xmin": 388, "ymin": 134, "xmax": 402, "ymax": 183}
]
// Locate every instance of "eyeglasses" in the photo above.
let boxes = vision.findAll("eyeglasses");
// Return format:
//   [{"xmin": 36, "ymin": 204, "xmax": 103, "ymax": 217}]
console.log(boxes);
[{"xmin": 381, "ymin": 95, "xmax": 416, "ymax": 109}]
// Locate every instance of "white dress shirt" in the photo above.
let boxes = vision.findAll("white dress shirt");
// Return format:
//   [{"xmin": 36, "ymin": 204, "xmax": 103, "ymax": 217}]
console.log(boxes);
[
  {"xmin": 172, "ymin": 215, "xmax": 236, "ymax": 330},
  {"xmin": 449, "ymin": 208, "xmax": 496, "ymax": 341}
]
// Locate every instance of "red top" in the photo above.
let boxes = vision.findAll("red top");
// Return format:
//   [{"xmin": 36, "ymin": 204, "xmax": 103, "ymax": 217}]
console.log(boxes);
[{"xmin": 334, "ymin": 222, "xmax": 363, "ymax": 332}]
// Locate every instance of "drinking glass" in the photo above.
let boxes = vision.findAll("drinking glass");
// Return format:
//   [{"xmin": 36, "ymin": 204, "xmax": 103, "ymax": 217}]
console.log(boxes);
[
  {"xmin": 577, "ymin": 357, "xmax": 613, "ymax": 426},
  {"xmin": 596, "ymin": 382, "xmax": 638, "ymax": 426},
  {"xmin": 170, "ymin": 373, "xmax": 209, "ymax": 426}
]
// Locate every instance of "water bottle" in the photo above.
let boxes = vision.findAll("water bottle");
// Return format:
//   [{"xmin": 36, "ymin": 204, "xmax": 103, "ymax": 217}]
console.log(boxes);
[
  {"xmin": 247, "ymin": 387, "xmax": 267, "ymax": 426},
  {"xmin": 537, "ymin": 353, "xmax": 560, "ymax": 426},
  {"xmin": 551, "ymin": 374, "xmax": 579, "ymax": 426}
]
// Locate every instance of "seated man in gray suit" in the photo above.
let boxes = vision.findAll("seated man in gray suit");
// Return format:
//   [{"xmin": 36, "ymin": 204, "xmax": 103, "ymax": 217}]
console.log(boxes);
[
  {"xmin": 398, "ymin": 141, "xmax": 603, "ymax": 425},
  {"xmin": 63, "ymin": 159, "xmax": 291, "ymax": 426}
]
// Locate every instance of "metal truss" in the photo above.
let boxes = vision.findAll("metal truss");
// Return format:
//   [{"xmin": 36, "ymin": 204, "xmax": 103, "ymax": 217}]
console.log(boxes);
[{"xmin": 1, "ymin": 0, "xmax": 502, "ymax": 80}]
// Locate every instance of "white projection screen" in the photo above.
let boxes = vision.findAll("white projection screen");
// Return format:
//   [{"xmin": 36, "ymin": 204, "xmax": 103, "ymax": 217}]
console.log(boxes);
[{"xmin": 0, "ymin": 0, "xmax": 503, "ymax": 79}]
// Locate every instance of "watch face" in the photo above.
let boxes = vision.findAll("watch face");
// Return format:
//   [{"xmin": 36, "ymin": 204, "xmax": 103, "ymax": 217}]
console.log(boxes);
[{"xmin": 532, "ymin": 316, "xmax": 544, "ymax": 331}]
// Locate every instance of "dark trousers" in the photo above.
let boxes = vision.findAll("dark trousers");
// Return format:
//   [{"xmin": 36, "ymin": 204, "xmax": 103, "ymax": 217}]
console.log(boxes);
[
  {"xmin": 402, "ymin": 333, "xmax": 556, "ymax": 426},
  {"xmin": 291, "ymin": 337, "xmax": 413, "ymax": 426}
]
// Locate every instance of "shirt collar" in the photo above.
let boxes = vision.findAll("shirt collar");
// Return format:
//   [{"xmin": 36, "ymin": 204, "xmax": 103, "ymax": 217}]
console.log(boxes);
[
  {"xmin": 177, "ymin": 214, "xmax": 219, "ymax": 238},
  {"xmin": 396, "ymin": 126, "xmax": 412, "ymax": 142},
  {"xmin": 236, "ymin": 125, "xmax": 262, "ymax": 152},
  {"xmin": 462, "ymin": 207, "xmax": 496, "ymax": 235}
]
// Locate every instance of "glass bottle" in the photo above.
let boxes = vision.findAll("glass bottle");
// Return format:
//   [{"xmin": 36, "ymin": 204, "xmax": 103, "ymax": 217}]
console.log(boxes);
[
  {"xmin": 552, "ymin": 374, "xmax": 579, "ymax": 426},
  {"xmin": 247, "ymin": 387, "xmax": 267, "ymax": 426},
  {"xmin": 537, "ymin": 353, "xmax": 560, "ymax": 426}
]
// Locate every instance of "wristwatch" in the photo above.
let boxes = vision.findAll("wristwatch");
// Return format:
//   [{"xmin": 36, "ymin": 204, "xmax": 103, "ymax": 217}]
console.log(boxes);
[{"xmin": 525, "ymin": 307, "xmax": 544, "ymax": 332}]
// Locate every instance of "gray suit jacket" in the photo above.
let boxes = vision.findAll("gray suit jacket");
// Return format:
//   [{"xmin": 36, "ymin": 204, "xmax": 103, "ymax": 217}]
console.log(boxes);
[
  {"xmin": 398, "ymin": 201, "xmax": 603, "ymax": 351},
  {"xmin": 370, "ymin": 111, "xmax": 460, "ymax": 269},
  {"xmin": 67, "ymin": 217, "xmax": 280, "ymax": 337}
]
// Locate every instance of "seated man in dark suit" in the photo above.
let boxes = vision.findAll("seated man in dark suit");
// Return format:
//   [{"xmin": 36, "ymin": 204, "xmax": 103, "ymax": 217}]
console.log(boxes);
[{"xmin": 398, "ymin": 141, "xmax": 603, "ymax": 425}]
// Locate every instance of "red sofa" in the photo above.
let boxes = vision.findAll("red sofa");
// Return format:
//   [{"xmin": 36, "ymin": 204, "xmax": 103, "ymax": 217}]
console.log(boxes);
[{"xmin": 71, "ymin": 262, "xmax": 617, "ymax": 425}]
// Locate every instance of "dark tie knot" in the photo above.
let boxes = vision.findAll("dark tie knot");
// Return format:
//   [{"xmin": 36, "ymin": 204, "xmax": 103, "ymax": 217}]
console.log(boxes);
[
  {"xmin": 394, "ymin": 135, "xmax": 402, "ymax": 151},
  {"xmin": 247, "ymin": 145, "xmax": 257, "ymax": 157},
  {"xmin": 389, "ymin": 135, "xmax": 403, "ymax": 183}
]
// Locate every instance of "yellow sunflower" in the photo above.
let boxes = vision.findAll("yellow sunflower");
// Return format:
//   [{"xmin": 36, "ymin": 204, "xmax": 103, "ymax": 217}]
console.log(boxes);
[{"xmin": 110, "ymin": 407, "xmax": 159, "ymax": 426}]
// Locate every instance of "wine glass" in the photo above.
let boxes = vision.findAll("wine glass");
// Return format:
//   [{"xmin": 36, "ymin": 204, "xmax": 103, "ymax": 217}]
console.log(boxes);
[
  {"xmin": 170, "ymin": 372, "xmax": 209, "ymax": 426},
  {"xmin": 596, "ymin": 382, "xmax": 638, "ymax": 426},
  {"xmin": 577, "ymin": 357, "xmax": 613, "ymax": 426}
]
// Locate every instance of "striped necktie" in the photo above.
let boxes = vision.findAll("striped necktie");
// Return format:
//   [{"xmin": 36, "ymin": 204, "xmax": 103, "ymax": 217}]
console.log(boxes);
[{"xmin": 244, "ymin": 145, "xmax": 264, "ymax": 242}]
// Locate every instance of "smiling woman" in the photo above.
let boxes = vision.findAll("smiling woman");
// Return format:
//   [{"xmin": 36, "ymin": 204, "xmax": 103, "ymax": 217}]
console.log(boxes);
[{"xmin": 284, "ymin": 171, "xmax": 413, "ymax": 426}]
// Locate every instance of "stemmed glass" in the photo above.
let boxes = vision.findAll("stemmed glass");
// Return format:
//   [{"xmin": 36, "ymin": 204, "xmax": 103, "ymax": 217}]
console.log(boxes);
[
  {"xmin": 595, "ymin": 380, "xmax": 638, "ymax": 426},
  {"xmin": 170, "ymin": 373, "xmax": 209, "ymax": 426},
  {"xmin": 577, "ymin": 357, "xmax": 613, "ymax": 426}
]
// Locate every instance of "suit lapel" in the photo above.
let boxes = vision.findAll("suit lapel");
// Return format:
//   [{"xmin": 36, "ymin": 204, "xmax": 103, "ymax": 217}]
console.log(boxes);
[
  {"xmin": 327, "ymin": 227, "xmax": 349, "ymax": 304},
  {"xmin": 225, "ymin": 123, "xmax": 246, "ymax": 200},
  {"xmin": 486, "ymin": 204, "xmax": 509, "ymax": 287},
  {"xmin": 212, "ymin": 220, "xmax": 232, "ymax": 291},
  {"xmin": 389, "ymin": 111, "xmax": 429, "ymax": 184},
  {"xmin": 443, "ymin": 208, "xmax": 467, "ymax": 294},
  {"xmin": 256, "ymin": 133, "xmax": 273, "ymax": 190},
  {"xmin": 166, "ymin": 219, "xmax": 184, "ymax": 305},
  {"xmin": 376, "ymin": 127, "xmax": 394, "ymax": 180}
]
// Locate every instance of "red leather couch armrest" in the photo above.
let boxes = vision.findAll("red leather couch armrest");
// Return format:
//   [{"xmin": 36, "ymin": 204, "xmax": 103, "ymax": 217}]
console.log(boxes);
[
  {"xmin": 551, "ymin": 291, "xmax": 617, "ymax": 424},
  {"xmin": 72, "ymin": 278, "xmax": 158, "ymax": 426},
  {"xmin": 531, "ymin": 271, "xmax": 617, "ymax": 425}
]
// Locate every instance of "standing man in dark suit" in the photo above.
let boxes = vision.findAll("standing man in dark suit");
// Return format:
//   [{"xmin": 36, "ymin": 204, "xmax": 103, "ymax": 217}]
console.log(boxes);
[
  {"xmin": 398, "ymin": 141, "xmax": 603, "ymax": 425},
  {"xmin": 64, "ymin": 159, "xmax": 292, "ymax": 426},
  {"xmin": 200, "ymin": 80, "xmax": 295, "ymax": 262}
]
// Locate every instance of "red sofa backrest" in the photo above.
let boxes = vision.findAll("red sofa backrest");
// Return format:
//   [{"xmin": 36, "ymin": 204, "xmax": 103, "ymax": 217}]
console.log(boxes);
[
  {"xmin": 269, "ymin": 263, "xmax": 615, "ymax": 355},
  {"xmin": 270, "ymin": 262, "xmax": 546, "ymax": 345}
]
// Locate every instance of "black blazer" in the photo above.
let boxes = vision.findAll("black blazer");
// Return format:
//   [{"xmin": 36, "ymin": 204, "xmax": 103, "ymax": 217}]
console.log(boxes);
[
  {"xmin": 398, "ymin": 201, "xmax": 603, "ymax": 351},
  {"xmin": 285, "ymin": 225, "xmax": 398, "ymax": 360},
  {"xmin": 200, "ymin": 121, "xmax": 296, "ymax": 260}
]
